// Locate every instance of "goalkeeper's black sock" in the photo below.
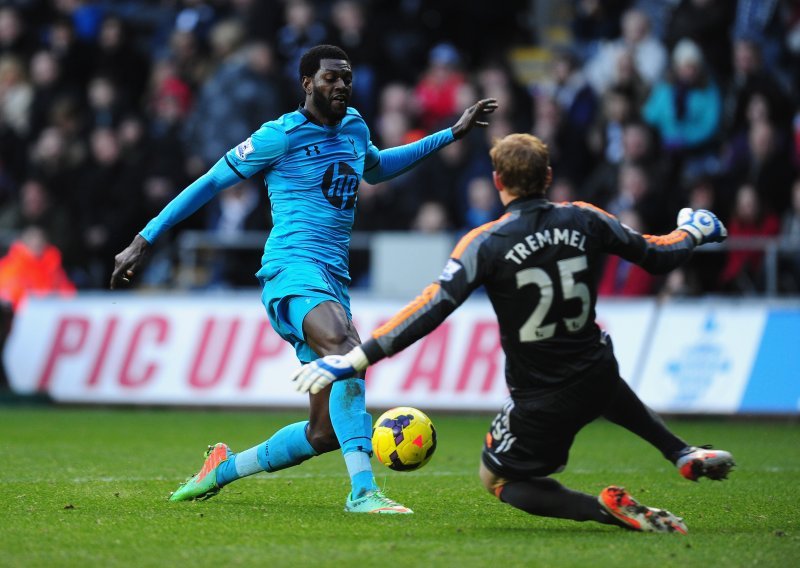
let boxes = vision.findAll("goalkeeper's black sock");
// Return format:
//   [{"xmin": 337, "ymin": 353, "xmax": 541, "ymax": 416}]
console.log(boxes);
[
  {"xmin": 498, "ymin": 477, "xmax": 617, "ymax": 525},
  {"xmin": 602, "ymin": 379, "xmax": 688, "ymax": 462}
]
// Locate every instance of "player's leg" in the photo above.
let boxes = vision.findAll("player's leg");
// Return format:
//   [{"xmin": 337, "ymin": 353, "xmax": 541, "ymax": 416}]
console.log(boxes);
[
  {"xmin": 603, "ymin": 377, "xmax": 735, "ymax": 480},
  {"xmin": 481, "ymin": 426, "xmax": 687, "ymax": 533},
  {"xmin": 480, "ymin": 460, "xmax": 617, "ymax": 525},
  {"xmin": 170, "ymin": 266, "xmax": 328, "ymax": 502},
  {"xmin": 303, "ymin": 301, "xmax": 411, "ymax": 513},
  {"xmin": 170, "ymin": 415, "xmax": 320, "ymax": 501},
  {"xmin": 481, "ymin": 363, "xmax": 686, "ymax": 532},
  {"xmin": 480, "ymin": 396, "xmax": 620, "ymax": 526}
]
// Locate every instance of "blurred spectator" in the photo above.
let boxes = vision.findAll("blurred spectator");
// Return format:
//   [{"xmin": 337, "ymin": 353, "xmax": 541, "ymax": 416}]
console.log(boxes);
[
  {"xmin": 0, "ymin": 6, "xmax": 36, "ymax": 62},
  {"xmin": 328, "ymin": 0, "xmax": 379, "ymax": 122},
  {"xmin": 548, "ymin": 176, "xmax": 577, "ymax": 203},
  {"xmin": 598, "ymin": 209, "xmax": 659, "ymax": 296},
  {"xmin": 0, "ymin": 55, "xmax": 32, "ymax": 139},
  {"xmin": 0, "ymin": 223, "xmax": 75, "ymax": 389},
  {"xmin": 722, "ymin": 119, "xmax": 795, "ymax": 215},
  {"xmin": 229, "ymin": 0, "xmax": 283, "ymax": 45},
  {"xmin": 582, "ymin": 120, "xmax": 664, "ymax": 209},
  {"xmin": 414, "ymin": 42, "xmax": 467, "ymax": 132},
  {"xmin": 167, "ymin": 29, "xmax": 213, "ymax": 90},
  {"xmin": 412, "ymin": 201, "xmax": 451, "ymax": 233},
  {"xmin": 732, "ymin": 0, "xmax": 785, "ymax": 72},
  {"xmin": 77, "ymin": 127, "xmax": 142, "ymax": 285},
  {"xmin": 0, "ymin": 178, "xmax": 75, "ymax": 266},
  {"xmin": 44, "ymin": 16, "xmax": 94, "ymax": 90},
  {"xmin": 665, "ymin": 0, "xmax": 736, "ymax": 80},
  {"xmin": 719, "ymin": 183, "xmax": 780, "ymax": 292},
  {"xmin": 588, "ymin": 86, "xmax": 635, "ymax": 167},
  {"xmin": 605, "ymin": 161, "xmax": 665, "ymax": 230},
  {"xmin": 205, "ymin": 179, "xmax": 267, "ymax": 287},
  {"xmin": 92, "ymin": 15, "xmax": 150, "ymax": 108},
  {"xmin": 779, "ymin": 178, "xmax": 800, "ymax": 292},
  {"xmin": 173, "ymin": 0, "xmax": 219, "ymax": 42},
  {"xmin": 409, "ymin": 130, "xmax": 490, "ymax": 229},
  {"xmin": 532, "ymin": 83, "xmax": 593, "ymax": 184},
  {"xmin": 27, "ymin": 125, "xmax": 85, "ymax": 209},
  {"xmin": 721, "ymin": 38, "xmax": 793, "ymax": 140},
  {"xmin": 609, "ymin": 47, "xmax": 650, "ymax": 108},
  {"xmin": 85, "ymin": 74, "xmax": 127, "ymax": 129},
  {"xmin": 539, "ymin": 50, "xmax": 597, "ymax": 150},
  {"xmin": 183, "ymin": 38, "xmax": 285, "ymax": 171},
  {"xmin": 585, "ymin": 8, "xmax": 667, "ymax": 94},
  {"xmin": 643, "ymin": 38, "xmax": 721, "ymax": 176},
  {"xmin": 0, "ymin": 225, "xmax": 75, "ymax": 311},
  {"xmin": 477, "ymin": 59, "xmax": 533, "ymax": 133},
  {"xmin": 679, "ymin": 174, "xmax": 727, "ymax": 292},
  {"xmin": 275, "ymin": 0, "xmax": 327, "ymax": 91},
  {"xmin": 28, "ymin": 49, "xmax": 80, "ymax": 140},
  {"xmin": 571, "ymin": 0, "xmax": 630, "ymax": 59},
  {"xmin": 462, "ymin": 176, "xmax": 502, "ymax": 231}
]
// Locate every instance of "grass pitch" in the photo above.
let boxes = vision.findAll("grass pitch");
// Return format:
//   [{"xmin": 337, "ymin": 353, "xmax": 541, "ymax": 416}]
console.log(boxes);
[{"xmin": 1, "ymin": 407, "xmax": 798, "ymax": 567}]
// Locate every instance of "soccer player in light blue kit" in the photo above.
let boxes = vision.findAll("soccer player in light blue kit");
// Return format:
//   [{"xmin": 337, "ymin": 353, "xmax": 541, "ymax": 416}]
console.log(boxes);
[{"xmin": 111, "ymin": 45, "xmax": 498, "ymax": 513}]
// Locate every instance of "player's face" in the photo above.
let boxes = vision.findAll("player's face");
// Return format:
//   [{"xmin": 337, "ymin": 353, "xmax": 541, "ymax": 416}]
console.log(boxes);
[{"xmin": 310, "ymin": 58, "xmax": 352, "ymax": 122}]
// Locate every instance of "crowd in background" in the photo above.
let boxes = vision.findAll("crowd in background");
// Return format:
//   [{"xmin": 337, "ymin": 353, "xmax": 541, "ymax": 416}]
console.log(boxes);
[{"xmin": 0, "ymin": 0, "xmax": 797, "ymax": 299}]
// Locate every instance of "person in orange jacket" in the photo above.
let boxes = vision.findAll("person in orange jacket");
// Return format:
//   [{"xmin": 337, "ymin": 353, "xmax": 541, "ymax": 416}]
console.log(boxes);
[
  {"xmin": 0, "ymin": 225, "xmax": 75, "ymax": 391},
  {"xmin": 0, "ymin": 225, "xmax": 75, "ymax": 311}
]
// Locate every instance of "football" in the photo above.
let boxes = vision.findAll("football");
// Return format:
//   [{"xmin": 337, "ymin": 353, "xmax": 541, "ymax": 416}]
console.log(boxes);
[{"xmin": 372, "ymin": 406, "xmax": 437, "ymax": 471}]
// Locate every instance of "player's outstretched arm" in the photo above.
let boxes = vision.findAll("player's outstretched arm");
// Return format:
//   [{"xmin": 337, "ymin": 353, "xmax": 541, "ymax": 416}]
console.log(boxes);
[
  {"xmin": 110, "ymin": 234, "xmax": 151, "ymax": 289},
  {"xmin": 450, "ymin": 98, "xmax": 499, "ymax": 139},
  {"xmin": 676, "ymin": 208, "xmax": 728, "ymax": 245},
  {"xmin": 362, "ymin": 98, "xmax": 498, "ymax": 184}
]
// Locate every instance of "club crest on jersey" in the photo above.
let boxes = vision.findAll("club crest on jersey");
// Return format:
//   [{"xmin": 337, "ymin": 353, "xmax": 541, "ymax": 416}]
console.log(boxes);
[
  {"xmin": 235, "ymin": 137, "xmax": 254, "ymax": 160},
  {"xmin": 439, "ymin": 259, "xmax": 462, "ymax": 281}
]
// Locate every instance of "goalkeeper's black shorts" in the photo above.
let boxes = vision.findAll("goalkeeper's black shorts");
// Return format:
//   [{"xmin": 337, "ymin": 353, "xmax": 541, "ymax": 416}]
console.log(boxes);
[{"xmin": 481, "ymin": 348, "xmax": 624, "ymax": 481}]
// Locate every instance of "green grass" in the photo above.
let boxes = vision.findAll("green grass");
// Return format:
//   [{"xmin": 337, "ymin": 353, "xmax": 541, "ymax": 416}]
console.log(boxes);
[{"xmin": 1, "ymin": 408, "xmax": 798, "ymax": 567}]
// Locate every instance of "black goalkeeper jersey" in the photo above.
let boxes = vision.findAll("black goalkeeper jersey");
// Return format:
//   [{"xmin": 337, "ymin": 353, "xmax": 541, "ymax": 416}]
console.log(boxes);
[{"xmin": 360, "ymin": 196, "xmax": 696, "ymax": 391}]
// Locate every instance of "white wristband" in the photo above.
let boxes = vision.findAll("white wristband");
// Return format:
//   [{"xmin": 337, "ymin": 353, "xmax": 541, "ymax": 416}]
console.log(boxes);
[{"xmin": 343, "ymin": 346, "xmax": 369, "ymax": 373}]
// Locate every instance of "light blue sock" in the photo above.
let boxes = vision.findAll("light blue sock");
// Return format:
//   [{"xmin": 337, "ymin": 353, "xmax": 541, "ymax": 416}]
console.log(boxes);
[
  {"xmin": 329, "ymin": 378, "xmax": 377, "ymax": 498},
  {"xmin": 216, "ymin": 421, "xmax": 317, "ymax": 487}
]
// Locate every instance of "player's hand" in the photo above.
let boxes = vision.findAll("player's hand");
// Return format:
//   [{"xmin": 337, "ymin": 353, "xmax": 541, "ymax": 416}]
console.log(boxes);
[
  {"xmin": 292, "ymin": 355, "xmax": 356, "ymax": 395},
  {"xmin": 110, "ymin": 234, "xmax": 151, "ymax": 289},
  {"xmin": 677, "ymin": 208, "xmax": 728, "ymax": 245},
  {"xmin": 451, "ymin": 98, "xmax": 498, "ymax": 139}
]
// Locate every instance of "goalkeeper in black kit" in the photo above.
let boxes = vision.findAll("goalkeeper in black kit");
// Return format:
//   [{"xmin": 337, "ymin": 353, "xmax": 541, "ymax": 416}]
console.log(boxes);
[{"xmin": 292, "ymin": 133, "xmax": 735, "ymax": 533}]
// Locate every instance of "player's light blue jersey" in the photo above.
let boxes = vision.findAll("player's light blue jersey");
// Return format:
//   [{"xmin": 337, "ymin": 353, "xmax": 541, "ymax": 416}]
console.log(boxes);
[
  {"xmin": 139, "ymin": 105, "xmax": 454, "ymax": 282},
  {"xmin": 225, "ymin": 107, "xmax": 372, "ymax": 281}
]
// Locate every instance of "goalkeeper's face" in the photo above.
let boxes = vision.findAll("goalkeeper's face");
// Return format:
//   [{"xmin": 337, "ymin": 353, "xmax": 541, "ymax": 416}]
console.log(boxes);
[{"xmin": 310, "ymin": 58, "xmax": 352, "ymax": 123}]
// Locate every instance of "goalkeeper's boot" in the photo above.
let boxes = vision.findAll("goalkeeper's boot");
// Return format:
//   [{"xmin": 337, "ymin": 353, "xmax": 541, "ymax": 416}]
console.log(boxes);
[
  {"xmin": 599, "ymin": 486, "xmax": 687, "ymax": 534},
  {"xmin": 344, "ymin": 490, "xmax": 413, "ymax": 514},
  {"xmin": 169, "ymin": 443, "xmax": 231, "ymax": 502},
  {"xmin": 675, "ymin": 445, "xmax": 735, "ymax": 481}
]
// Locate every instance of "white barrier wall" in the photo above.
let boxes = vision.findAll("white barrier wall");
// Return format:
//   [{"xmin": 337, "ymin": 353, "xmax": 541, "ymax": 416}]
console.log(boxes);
[{"xmin": 6, "ymin": 294, "xmax": 800, "ymax": 413}]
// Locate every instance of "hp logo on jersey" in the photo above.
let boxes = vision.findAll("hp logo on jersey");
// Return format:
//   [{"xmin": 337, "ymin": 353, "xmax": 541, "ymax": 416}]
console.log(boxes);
[{"xmin": 321, "ymin": 162, "xmax": 359, "ymax": 209}]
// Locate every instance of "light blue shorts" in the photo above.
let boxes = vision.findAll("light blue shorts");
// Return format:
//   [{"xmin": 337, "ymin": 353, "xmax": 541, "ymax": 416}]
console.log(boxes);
[{"xmin": 258, "ymin": 260, "xmax": 352, "ymax": 362}]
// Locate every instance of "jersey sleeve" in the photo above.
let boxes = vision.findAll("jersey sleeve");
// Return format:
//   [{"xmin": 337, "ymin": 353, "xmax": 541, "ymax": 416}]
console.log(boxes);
[
  {"xmin": 572, "ymin": 201, "xmax": 696, "ymax": 274},
  {"xmin": 139, "ymin": 157, "xmax": 242, "ymax": 243},
  {"xmin": 223, "ymin": 122, "xmax": 287, "ymax": 180},
  {"xmin": 362, "ymin": 127, "xmax": 455, "ymax": 184},
  {"xmin": 359, "ymin": 217, "xmax": 503, "ymax": 364}
]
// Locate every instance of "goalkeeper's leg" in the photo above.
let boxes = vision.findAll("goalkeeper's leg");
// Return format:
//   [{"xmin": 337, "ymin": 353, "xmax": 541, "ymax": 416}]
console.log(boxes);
[
  {"xmin": 600, "ymin": 378, "xmax": 735, "ymax": 480},
  {"xmin": 480, "ymin": 461, "xmax": 620, "ymax": 526},
  {"xmin": 602, "ymin": 377, "xmax": 688, "ymax": 462}
]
